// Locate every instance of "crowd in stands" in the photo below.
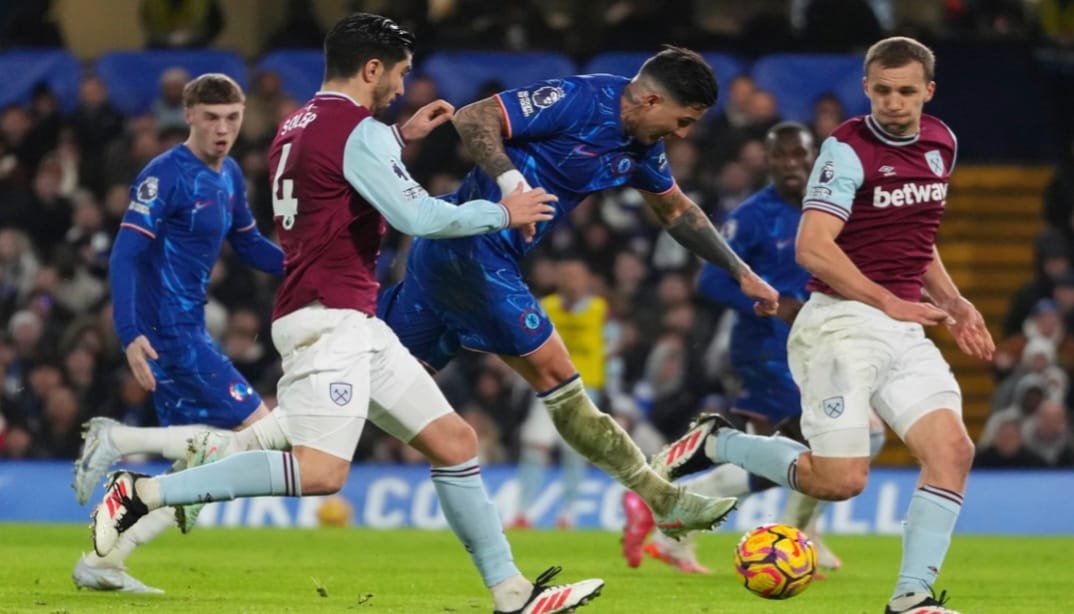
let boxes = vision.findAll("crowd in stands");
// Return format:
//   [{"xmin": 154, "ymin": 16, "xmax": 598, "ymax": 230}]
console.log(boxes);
[
  {"xmin": 979, "ymin": 137, "xmax": 1074, "ymax": 469},
  {"xmin": 0, "ymin": 0, "xmax": 1071, "ymax": 469}
]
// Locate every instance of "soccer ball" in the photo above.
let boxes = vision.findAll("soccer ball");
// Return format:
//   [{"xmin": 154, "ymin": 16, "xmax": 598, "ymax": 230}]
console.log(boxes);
[
  {"xmin": 732, "ymin": 523, "xmax": 818, "ymax": 599},
  {"xmin": 316, "ymin": 496, "xmax": 353, "ymax": 527}
]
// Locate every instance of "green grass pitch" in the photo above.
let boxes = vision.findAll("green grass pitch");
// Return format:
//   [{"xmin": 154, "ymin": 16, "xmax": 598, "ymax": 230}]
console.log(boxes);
[{"xmin": 0, "ymin": 524, "xmax": 1068, "ymax": 613}]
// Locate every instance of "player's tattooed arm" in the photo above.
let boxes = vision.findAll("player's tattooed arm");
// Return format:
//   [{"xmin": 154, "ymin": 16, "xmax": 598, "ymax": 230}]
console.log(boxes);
[
  {"xmin": 453, "ymin": 97, "xmax": 516, "ymax": 178},
  {"xmin": 640, "ymin": 187, "xmax": 746, "ymax": 279}
]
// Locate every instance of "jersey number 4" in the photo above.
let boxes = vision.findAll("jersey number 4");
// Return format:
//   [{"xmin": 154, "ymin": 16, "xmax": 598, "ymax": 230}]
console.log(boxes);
[{"xmin": 272, "ymin": 142, "xmax": 298, "ymax": 230}]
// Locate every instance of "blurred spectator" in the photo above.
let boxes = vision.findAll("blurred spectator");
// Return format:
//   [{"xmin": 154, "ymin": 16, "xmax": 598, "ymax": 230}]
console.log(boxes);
[
  {"xmin": 64, "ymin": 345, "xmax": 107, "ymax": 414},
  {"xmin": 24, "ymin": 84, "xmax": 64, "ymax": 170},
  {"xmin": 22, "ymin": 156, "xmax": 73, "ymax": 255},
  {"xmin": 694, "ymin": 75, "xmax": 756, "ymax": 175},
  {"xmin": 263, "ymin": 0, "xmax": 325, "ymax": 51},
  {"xmin": 1021, "ymin": 400, "xmax": 1074, "ymax": 466},
  {"xmin": 1003, "ymin": 230, "xmax": 1073, "ymax": 336},
  {"xmin": 103, "ymin": 116, "xmax": 164, "ymax": 188},
  {"xmin": 974, "ymin": 416, "xmax": 1049, "ymax": 468},
  {"xmin": 1, "ymin": 425, "xmax": 31, "ymax": 458},
  {"xmin": 70, "ymin": 76, "xmax": 125, "ymax": 196},
  {"xmin": 0, "ymin": 105, "xmax": 35, "ymax": 174},
  {"xmin": 0, "ymin": 229, "xmax": 40, "ymax": 321},
  {"xmin": 988, "ymin": 371, "xmax": 1048, "ymax": 432},
  {"xmin": 152, "ymin": 68, "xmax": 191, "ymax": 132},
  {"xmin": 811, "ymin": 93, "xmax": 845, "ymax": 140},
  {"xmin": 241, "ymin": 70, "xmax": 288, "ymax": 145},
  {"xmin": 65, "ymin": 189, "xmax": 112, "ymax": 277},
  {"xmin": 994, "ymin": 298, "xmax": 1074, "ymax": 378},
  {"xmin": 31, "ymin": 385, "xmax": 82, "ymax": 458},
  {"xmin": 141, "ymin": 0, "xmax": 224, "ymax": 49}
]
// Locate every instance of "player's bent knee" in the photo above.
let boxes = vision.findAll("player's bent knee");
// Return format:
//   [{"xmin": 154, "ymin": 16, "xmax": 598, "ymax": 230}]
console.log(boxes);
[
  {"xmin": 411, "ymin": 413, "xmax": 478, "ymax": 467},
  {"xmin": 808, "ymin": 457, "xmax": 869, "ymax": 501},
  {"xmin": 293, "ymin": 446, "xmax": 351, "ymax": 495}
]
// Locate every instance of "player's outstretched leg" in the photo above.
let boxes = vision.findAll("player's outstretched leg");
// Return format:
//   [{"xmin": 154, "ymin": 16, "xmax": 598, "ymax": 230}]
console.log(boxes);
[
  {"xmin": 73, "ymin": 417, "xmax": 226, "ymax": 505},
  {"xmin": 539, "ymin": 377, "xmax": 736, "ymax": 537}
]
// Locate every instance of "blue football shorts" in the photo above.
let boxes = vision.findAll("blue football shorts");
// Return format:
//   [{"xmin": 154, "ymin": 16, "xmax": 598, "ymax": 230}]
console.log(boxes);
[
  {"xmin": 377, "ymin": 237, "xmax": 553, "ymax": 371},
  {"xmin": 148, "ymin": 331, "xmax": 262, "ymax": 428}
]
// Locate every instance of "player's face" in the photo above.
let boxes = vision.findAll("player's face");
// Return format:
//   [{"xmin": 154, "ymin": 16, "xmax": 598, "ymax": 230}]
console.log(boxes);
[
  {"xmin": 863, "ymin": 61, "xmax": 935, "ymax": 136},
  {"xmin": 185, "ymin": 102, "xmax": 244, "ymax": 162},
  {"xmin": 767, "ymin": 131, "xmax": 815, "ymax": 198},
  {"xmin": 372, "ymin": 55, "xmax": 412, "ymax": 114},
  {"xmin": 632, "ymin": 98, "xmax": 707, "ymax": 146}
]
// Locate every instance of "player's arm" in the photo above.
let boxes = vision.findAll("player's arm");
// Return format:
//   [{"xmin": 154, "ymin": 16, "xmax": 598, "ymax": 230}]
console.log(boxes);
[
  {"xmin": 112, "ymin": 171, "xmax": 174, "ymax": 391},
  {"xmin": 696, "ymin": 212, "xmax": 760, "ymax": 316},
  {"xmin": 453, "ymin": 96, "xmax": 528, "ymax": 194},
  {"xmin": 923, "ymin": 245, "xmax": 994, "ymax": 359},
  {"xmin": 343, "ymin": 119, "xmax": 554, "ymax": 238},
  {"xmin": 226, "ymin": 170, "xmax": 285, "ymax": 276},
  {"xmin": 639, "ymin": 186, "xmax": 777, "ymax": 316}
]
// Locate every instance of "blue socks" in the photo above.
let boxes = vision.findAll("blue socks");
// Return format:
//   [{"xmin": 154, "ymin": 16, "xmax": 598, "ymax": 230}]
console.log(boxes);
[
  {"xmin": 431, "ymin": 458, "xmax": 520, "ymax": 587},
  {"xmin": 708, "ymin": 429, "xmax": 808, "ymax": 490},
  {"xmin": 157, "ymin": 451, "xmax": 300, "ymax": 506},
  {"xmin": 893, "ymin": 485, "xmax": 963, "ymax": 598}
]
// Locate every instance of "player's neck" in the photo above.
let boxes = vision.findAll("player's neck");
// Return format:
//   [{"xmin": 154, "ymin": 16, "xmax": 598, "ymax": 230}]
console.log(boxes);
[{"xmin": 321, "ymin": 79, "xmax": 373, "ymax": 110}]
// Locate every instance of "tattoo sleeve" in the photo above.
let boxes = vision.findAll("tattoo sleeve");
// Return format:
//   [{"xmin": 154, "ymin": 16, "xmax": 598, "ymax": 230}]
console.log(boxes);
[
  {"xmin": 452, "ymin": 97, "xmax": 516, "ymax": 178},
  {"xmin": 649, "ymin": 189, "xmax": 745, "ymax": 278}
]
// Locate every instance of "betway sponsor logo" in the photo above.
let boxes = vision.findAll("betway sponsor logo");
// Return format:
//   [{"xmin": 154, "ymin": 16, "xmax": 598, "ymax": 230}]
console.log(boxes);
[{"xmin": 872, "ymin": 182, "xmax": 947, "ymax": 208}]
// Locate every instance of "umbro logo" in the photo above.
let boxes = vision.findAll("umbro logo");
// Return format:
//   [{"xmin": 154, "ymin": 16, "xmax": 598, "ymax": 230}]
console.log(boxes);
[{"xmin": 878, "ymin": 165, "xmax": 896, "ymax": 177}]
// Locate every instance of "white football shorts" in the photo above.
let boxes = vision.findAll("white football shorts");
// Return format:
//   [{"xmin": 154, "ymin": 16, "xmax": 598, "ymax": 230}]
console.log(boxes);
[
  {"xmin": 787, "ymin": 293, "xmax": 962, "ymax": 457},
  {"xmin": 271, "ymin": 303, "xmax": 452, "ymax": 460}
]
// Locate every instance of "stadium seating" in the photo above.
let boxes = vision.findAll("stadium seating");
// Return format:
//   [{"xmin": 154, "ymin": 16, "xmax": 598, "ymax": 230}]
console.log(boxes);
[
  {"xmin": 257, "ymin": 50, "xmax": 323, "ymax": 104},
  {"xmin": 749, "ymin": 53, "xmax": 870, "ymax": 123},
  {"xmin": 0, "ymin": 49, "xmax": 82, "ymax": 114},
  {"xmin": 584, "ymin": 52, "xmax": 745, "ymax": 112},
  {"xmin": 419, "ymin": 51, "xmax": 575, "ymax": 107},
  {"xmin": 95, "ymin": 50, "xmax": 248, "ymax": 116}
]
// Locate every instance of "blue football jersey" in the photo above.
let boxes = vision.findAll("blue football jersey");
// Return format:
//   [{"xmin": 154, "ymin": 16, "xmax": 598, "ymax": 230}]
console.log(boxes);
[
  {"xmin": 444, "ymin": 74, "xmax": 675, "ymax": 259},
  {"xmin": 697, "ymin": 185, "xmax": 811, "ymax": 361},
  {"xmin": 117, "ymin": 145, "xmax": 256, "ymax": 346}
]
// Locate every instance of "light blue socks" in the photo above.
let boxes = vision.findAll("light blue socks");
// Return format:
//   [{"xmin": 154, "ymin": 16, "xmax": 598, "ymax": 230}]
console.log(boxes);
[
  {"xmin": 157, "ymin": 450, "xmax": 300, "ymax": 506},
  {"xmin": 432, "ymin": 458, "xmax": 520, "ymax": 587},
  {"xmin": 893, "ymin": 485, "xmax": 963, "ymax": 598},
  {"xmin": 708, "ymin": 429, "xmax": 808, "ymax": 490}
]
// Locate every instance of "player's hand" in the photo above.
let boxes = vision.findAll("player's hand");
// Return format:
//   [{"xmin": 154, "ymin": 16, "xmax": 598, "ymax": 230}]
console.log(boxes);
[
  {"xmin": 944, "ymin": 296, "xmax": 995, "ymax": 360},
  {"xmin": 399, "ymin": 99, "xmax": 455, "ymax": 142},
  {"xmin": 883, "ymin": 298, "xmax": 953, "ymax": 327},
  {"xmin": 775, "ymin": 296, "xmax": 805, "ymax": 325},
  {"xmin": 125, "ymin": 335, "xmax": 159, "ymax": 392},
  {"xmin": 739, "ymin": 268, "xmax": 779, "ymax": 317},
  {"xmin": 502, "ymin": 182, "xmax": 557, "ymax": 243}
]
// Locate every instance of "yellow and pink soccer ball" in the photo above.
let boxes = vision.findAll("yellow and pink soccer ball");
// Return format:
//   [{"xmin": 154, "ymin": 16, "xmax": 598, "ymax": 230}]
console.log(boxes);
[{"xmin": 732, "ymin": 523, "xmax": 818, "ymax": 599}]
